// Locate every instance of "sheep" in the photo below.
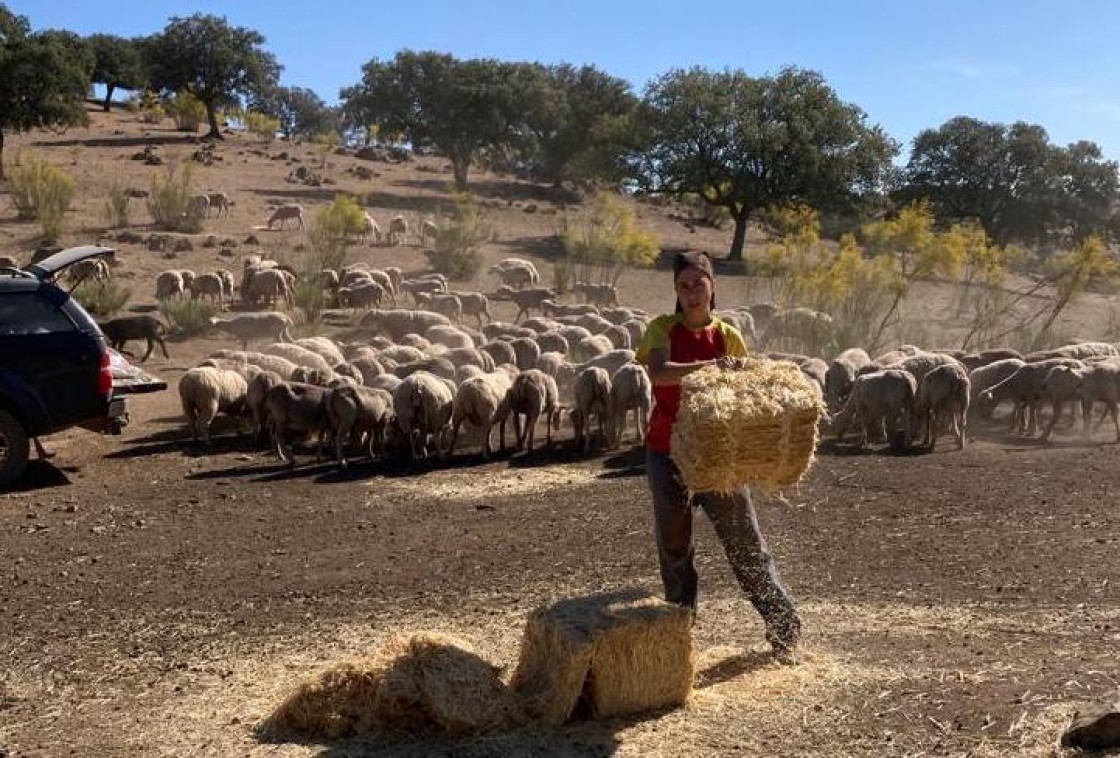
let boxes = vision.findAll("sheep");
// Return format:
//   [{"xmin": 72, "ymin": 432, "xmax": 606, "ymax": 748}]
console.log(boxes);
[
  {"xmin": 244, "ymin": 268, "xmax": 293, "ymax": 308},
  {"xmin": 339, "ymin": 280, "xmax": 386, "ymax": 308},
  {"xmin": 204, "ymin": 191, "xmax": 231, "ymax": 217},
  {"xmin": 197, "ymin": 358, "xmax": 263, "ymax": 382},
  {"xmin": 425, "ymin": 324, "xmax": 476, "ymax": 350},
  {"xmin": 400, "ymin": 333, "xmax": 432, "ymax": 351},
  {"xmin": 1026, "ymin": 342, "xmax": 1118, "ymax": 362},
  {"xmin": 763, "ymin": 306, "xmax": 834, "ymax": 354},
  {"xmin": 830, "ymin": 369, "xmax": 917, "ymax": 450},
  {"xmin": 420, "ymin": 219, "xmax": 438, "ymax": 244},
  {"xmin": 155, "ymin": 270, "xmax": 186, "ymax": 300},
  {"xmin": 188, "ymin": 194, "xmax": 210, "ymax": 218},
  {"xmin": 495, "ymin": 285, "xmax": 555, "ymax": 322},
  {"xmin": 379, "ymin": 344, "xmax": 428, "ymax": 365},
  {"xmin": 573, "ymin": 334, "xmax": 614, "ymax": 362},
  {"xmin": 480, "ymin": 340, "xmax": 517, "ymax": 367},
  {"xmin": 576, "ymin": 349, "xmax": 637, "ymax": 379},
  {"xmin": 598, "ymin": 324, "xmax": 632, "ymax": 351},
  {"xmin": 215, "ymin": 269, "xmax": 237, "ymax": 299},
  {"xmin": 824, "ymin": 348, "xmax": 873, "ymax": 412},
  {"xmin": 383, "ymin": 267, "xmax": 404, "ymax": 296},
  {"xmin": 415, "ymin": 292, "xmax": 463, "ymax": 322},
  {"xmin": 959, "ymin": 349, "xmax": 1022, "ymax": 371},
  {"xmin": 601, "ymin": 307, "xmax": 642, "ymax": 325},
  {"xmin": 99, "ymin": 315, "xmax": 170, "ymax": 362},
  {"xmin": 440, "ymin": 347, "xmax": 494, "ymax": 372},
  {"xmin": 395, "ymin": 356, "xmax": 458, "ymax": 384},
  {"xmin": 916, "ymin": 362, "xmax": 970, "ymax": 451},
  {"xmin": 1062, "ymin": 362, "xmax": 1120, "ymax": 440},
  {"xmin": 246, "ymin": 370, "xmax": 284, "ymax": 442},
  {"xmin": 508, "ymin": 336, "xmax": 542, "ymax": 371},
  {"xmin": 746, "ymin": 303, "xmax": 779, "ymax": 332},
  {"xmin": 447, "ymin": 370, "xmax": 516, "ymax": 458},
  {"xmin": 69, "ymin": 258, "xmax": 111, "ymax": 283},
  {"xmin": 172, "ymin": 269, "xmax": 197, "ymax": 290},
  {"xmin": 359, "ymin": 309, "xmax": 451, "ymax": 341},
  {"xmin": 350, "ymin": 355, "xmax": 386, "ymax": 385},
  {"xmin": 968, "ymin": 358, "xmax": 1025, "ymax": 422},
  {"xmin": 715, "ymin": 310, "xmax": 757, "ymax": 346},
  {"xmin": 178, "ymin": 367, "xmax": 248, "ymax": 443},
  {"xmin": 620, "ymin": 319, "xmax": 647, "ymax": 347},
  {"xmin": 327, "ymin": 385, "xmax": 394, "ymax": 467},
  {"xmin": 448, "ymin": 291, "xmax": 491, "ymax": 325},
  {"xmin": 535, "ymin": 331, "xmax": 569, "ymax": 356},
  {"xmin": 368, "ymin": 373, "xmax": 402, "ymax": 393},
  {"xmin": 489, "ymin": 259, "xmax": 540, "ymax": 289},
  {"xmin": 400, "ymin": 278, "xmax": 447, "ymax": 306},
  {"xmin": 573, "ymin": 281, "xmax": 619, "ymax": 308},
  {"xmin": 262, "ymin": 342, "xmax": 333, "ymax": 373},
  {"xmin": 571, "ymin": 367, "xmax": 612, "ymax": 454},
  {"xmin": 541, "ymin": 300, "xmax": 599, "ymax": 319},
  {"xmin": 557, "ymin": 325, "xmax": 593, "ymax": 346},
  {"xmin": 575, "ymin": 313, "xmax": 614, "ymax": 335},
  {"xmin": 799, "ymin": 358, "xmax": 828, "ymax": 394},
  {"xmin": 393, "ymin": 371, "xmax": 455, "ymax": 460},
  {"xmin": 265, "ymin": 381, "xmax": 329, "ymax": 464},
  {"xmin": 535, "ymin": 351, "xmax": 567, "ymax": 378},
  {"xmin": 290, "ymin": 366, "xmax": 338, "ymax": 387},
  {"xmin": 267, "ymin": 204, "xmax": 305, "ymax": 230},
  {"xmin": 482, "ymin": 322, "xmax": 535, "ymax": 341},
  {"xmin": 189, "ymin": 272, "xmax": 225, "ymax": 303},
  {"xmin": 496, "ymin": 369, "xmax": 561, "ymax": 454},
  {"xmin": 388, "ymin": 215, "xmax": 409, "ymax": 243},
  {"xmin": 980, "ymin": 357, "xmax": 1086, "ymax": 436},
  {"xmin": 521, "ymin": 316, "xmax": 562, "ymax": 334},
  {"xmin": 360, "ymin": 213, "xmax": 383, "ymax": 245},
  {"xmin": 608, "ymin": 363, "xmax": 652, "ymax": 448}
]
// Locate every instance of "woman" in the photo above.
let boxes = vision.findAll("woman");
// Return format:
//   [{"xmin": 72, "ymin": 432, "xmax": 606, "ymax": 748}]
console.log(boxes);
[{"xmin": 635, "ymin": 250, "xmax": 801, "ymax": 662}]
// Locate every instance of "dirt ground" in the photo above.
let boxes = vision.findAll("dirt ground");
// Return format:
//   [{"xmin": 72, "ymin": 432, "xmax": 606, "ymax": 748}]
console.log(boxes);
[{"xmin": 1, "ymin": 106, "xmax": 1119, "ymax": 757}]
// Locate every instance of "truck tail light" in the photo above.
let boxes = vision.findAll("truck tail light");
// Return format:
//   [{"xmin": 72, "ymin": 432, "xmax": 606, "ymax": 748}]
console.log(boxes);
[{"xmin": 98, "ymin": 351, "xmax": 113, "ymax": 396}]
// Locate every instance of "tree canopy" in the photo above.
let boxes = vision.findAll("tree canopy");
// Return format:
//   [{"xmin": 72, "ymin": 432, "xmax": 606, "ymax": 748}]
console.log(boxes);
[
  {"xmin": 341, "ymin": 50, "xmax": 524, "ymax": 189},
  {"xmin": 143, "ymin": 14, "xmax": 280, "ymax": 138},
  {"xmin": 903, "ymin": 116, "xmax": 1119, "ymax": 247},
  {"xmin": 0, "ymin": 5, "xmax": 89, "ymax": 177},
  {"xmin": 631, "ymin": 66, "xmax": 898, "ymax": 262},
  {"xmin": 255, "ymin": 85, "xmax": 337, "ymax": 140},
  {"xmin": 87, "ymin": 33, "xmax": 147, "ymax": 111}
]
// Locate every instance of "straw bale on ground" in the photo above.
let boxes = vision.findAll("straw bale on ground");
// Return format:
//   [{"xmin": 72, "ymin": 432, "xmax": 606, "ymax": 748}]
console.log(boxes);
[
  {"xmin": 671, "ymin": 360, "xmax": 824, "ymax": 493},
  {"xmin": 511, "ymin": 588, "xmax": 694, "ymax": 724},
  {"xmin": 262, "ymin": 632, "xmax": 523, "ymax": 739}
]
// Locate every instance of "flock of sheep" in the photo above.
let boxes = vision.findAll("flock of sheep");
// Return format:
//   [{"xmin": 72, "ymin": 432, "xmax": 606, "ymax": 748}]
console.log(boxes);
[{"xmin": 89, "ymin": 242, "xmax": 1120, "ymax": 468}]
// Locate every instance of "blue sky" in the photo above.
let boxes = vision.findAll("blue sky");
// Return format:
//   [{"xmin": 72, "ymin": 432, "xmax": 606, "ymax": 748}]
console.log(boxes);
[{"xmin": 13, "ymin": 1, "xmax": 1120, "ymax": 161}]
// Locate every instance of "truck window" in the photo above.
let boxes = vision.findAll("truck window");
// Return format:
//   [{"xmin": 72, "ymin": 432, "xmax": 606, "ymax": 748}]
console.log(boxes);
[{"xmin": 0, "ymin": 293, "xmax": 78, "ymax": 335}]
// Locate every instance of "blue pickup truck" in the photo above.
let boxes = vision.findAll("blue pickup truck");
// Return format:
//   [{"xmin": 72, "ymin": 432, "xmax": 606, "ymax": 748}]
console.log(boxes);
[{"xmin": 0, "ymin": 245, "xmax": 166, "ymax": 489}]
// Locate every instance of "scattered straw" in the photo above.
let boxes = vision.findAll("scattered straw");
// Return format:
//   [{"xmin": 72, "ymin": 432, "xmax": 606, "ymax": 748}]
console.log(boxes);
[
  {"xmin": 511, "ymin": 588, "xmax": 694, "ymax": 724},
  {"xmin": 671, "ymin": 360, "xmax": 824, "ymax": 493},
  {"xmin": 262, "ymin": 631, "xmax": 524, "ymax": 739}
]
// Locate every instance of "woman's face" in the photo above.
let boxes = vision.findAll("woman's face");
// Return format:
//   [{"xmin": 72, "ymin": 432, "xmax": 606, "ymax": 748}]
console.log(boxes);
[{"xmin": 675, "ymin": 267, "xmax": 714, "ymax": 317}]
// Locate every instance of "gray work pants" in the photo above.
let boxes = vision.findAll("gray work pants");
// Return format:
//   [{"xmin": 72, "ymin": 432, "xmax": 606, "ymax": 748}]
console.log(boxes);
[{"xmin": 646, "ymin": 448, "xmax": 801, "ymax": 649}]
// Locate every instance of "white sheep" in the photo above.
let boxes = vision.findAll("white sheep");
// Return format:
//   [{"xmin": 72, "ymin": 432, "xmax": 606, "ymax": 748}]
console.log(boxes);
[
  {"xmin": 535, "ymin": 330, "xmax": 569, "ymax": 356},
  {"xmin": 608, "ymin": 363, "xmax": 652, "ymax": 448},
  {"xmin": 359, "ymin": 309, "xmax": 451, "ymax": 341},
  {"xmin": 480, "ymin": 340, "xmax": 518, "ymax": 367},
  {"xmin": 447, "ymin": 370, "xmax": 516, "ymax": 458},
  {"xmin": 507, "ymin": 336, "xmax": 542, "ymax": 371},
  {"xmin": 521, "ymin": 316, "xmax": 562, "ymax": 334},
  {"xmin": 244, "ymin": 268, "xmax": 293, "ymax": 308},
  {"xmin": 361, "ymin": 212, "xmax": 383, "ymax": 245},
  {"xmin": 267, "ymin": 204, "xmax": 305, "ymax": 230},
  {"xmin": 830, "ymin": 369, "xmax": 917, "ymax": 450},
  {"xmin": 190, "ymin": 272, "xmax": 225, "ymax": 303},
  {"xmin": 262, "ymin": 342, "xmax": 333, "ymax": 373},
  {"xmin": 205, "ymin": 191, "xmax": 231, "ymax": 217},
  {"xmin": 495, "ymin": 285, "xmax": 555, "ymax": 322},
  {"xmin": 415, "ymin": 291, "xmax": 463, "ymax": 322},
  {"xmin": 573, "ymin": 281, "xmax": 619, "ymax": 308},
  {"xmin": 960, "ymin": 348, "xmax": 1023, "ymax": 371},
  {"xmin": 980, "ymin": 357, "xmax": 1085, "ymax": 436},
  {"xmin": 495, "ymin": 369, "xmax": 561, "ymax": 454},
  {"xmin": 339, "ymin": 280, "xmax": 386, "ymax": 308},
  {"xmin": 393, "ymin": 370, "xmax": 455, "ymax": 460},
  {"xmin": 482, "ymin": 322, "xmax": 536, "ymax": 341},
  {"xmin": 571, "ymin": 366, "xmax": 612, "ymax": 454},
  {"xmin": 425, "ymin": 324, "xmax": 476, "ymax": 350},
  {"xmin": 178, "ymin": 366, "xmax": 248, "ymax": 443},
  {"xmin": 448, "ymin": 291, "xmax": 491, "ymax": 325},
  {"xmin": 420, "ymin": 219, "xmax": 438, "ymax": 244},
  {"xmin": 916, "ymin": 362, "xmax": 970, "ymax": 451},
  {"xmin": 968, "ymin": 358, "xmax": 1025, "ymax": 422},
  {"xmin": 210, "ymin": 312, "xmax": 293, "ymax": 347},
  {"xmin": 155, "ymin": 270, "xmax": 186, "ymax": 300},
  {"xmin": 327, "ymin": 384, "xmax": 393, "ymax": 467},
  {"xmin": 388, "ymin": 215, "xmax": 409, "ymax": 243},
  {"xmin": 246, "ymin": 370, "xmax": 284, "ymax": 442},
  {"xmin": 1025, "ymin": 342, "xmax": 1118, "ymax": 363},
  {"xmin": 824, "ymin": 348, "xmax": 872, "ymax": 412}
]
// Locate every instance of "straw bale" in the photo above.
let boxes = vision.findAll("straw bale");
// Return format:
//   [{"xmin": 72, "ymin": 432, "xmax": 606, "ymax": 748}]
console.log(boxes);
[
  {"xmin": 263, "ymin": 632, "xmax": 522, "ymax": 739},
  {"xmin": 511, "ymin": 589, "xmax": 694, "ymax": 724},
  {"xmin": 671, "ymin": 360, "xmax": 824, "ymax": 494}
]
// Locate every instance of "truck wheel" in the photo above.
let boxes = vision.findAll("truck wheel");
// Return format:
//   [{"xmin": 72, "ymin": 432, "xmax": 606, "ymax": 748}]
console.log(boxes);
[{"xmin": 0, "ymin": 409, "xmax": 30, "ymax": 490}]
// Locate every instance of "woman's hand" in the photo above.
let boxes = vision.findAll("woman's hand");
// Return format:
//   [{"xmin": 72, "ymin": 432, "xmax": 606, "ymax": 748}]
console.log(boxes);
[{"xmin": 715, "ymin": 356, "xmax": 746, "ymax": 371}]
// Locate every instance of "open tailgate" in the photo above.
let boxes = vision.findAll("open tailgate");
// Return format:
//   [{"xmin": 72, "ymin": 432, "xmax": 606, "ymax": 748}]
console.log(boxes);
[{"xmin": 108, "ymin": 349, "xmax": 168, "ymax": 395}]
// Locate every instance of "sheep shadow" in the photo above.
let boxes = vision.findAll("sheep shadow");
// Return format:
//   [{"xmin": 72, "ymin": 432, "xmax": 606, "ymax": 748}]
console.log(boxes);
[
  {"xmin": 694, "ymin": 649, "xmax": 776, "ymax": 689},
  {"xmin": 497, "ymin": 235, "xmax": 566, "ymax": 261},
  {"xmin": 30, "ymin": 134, "xmax": 200, "ymax": 149},
  {"xmin": 5, "ymin": 460, "xmax": 73, "ymax": 493},
  {"xmin": 245, "ymin": 187, "xmax": 341, "ymax": 204},
  {"xmin": 598, "ymin": 446, "xmax": 647, "ymax": 479}
]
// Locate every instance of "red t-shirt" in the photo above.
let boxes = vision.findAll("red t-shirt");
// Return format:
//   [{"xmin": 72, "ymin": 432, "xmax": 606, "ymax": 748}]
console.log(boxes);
[{"xmin": 635, "ymin": 314, "xmax": 748, "ymax": 454}]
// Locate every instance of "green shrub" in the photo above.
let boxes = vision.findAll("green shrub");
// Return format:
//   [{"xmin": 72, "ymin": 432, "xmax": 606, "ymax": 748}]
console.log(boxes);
[
  {"xmin": 303, "ymin": 195, "xmax": 364, "ymax": 272},
  {"xmin": 244, "ymin": 110, "xmax": 280, "ymax": 143},
  {"xmin": 159, "ymin": 298, "xmax": 216, "ymax": 338},
  {"xmin": 73, "ymin": 280, "xmax": 131, "ymax": 318},
  {"xmin": 167, "ymin": 91, "xmax": 206, "ymax": 132},
  {"xmin": 424, "ymin": 194, "xmax": 491, "ymax": 281},
  {"xmin": 292, "ymin": 277, "xmax": 329, "ymax": 325},
  {"xmin": 551, "ymin": 257, "xmax": 575, "ymax": 295},
  {"xmin": 147, "ymin": 163, "xmax": 204, "ymax": 233},
  {"xmin": 6, "ymin": 154, "xmax": 76, "ymax": 242},
  {"xmin": 103, "ymin": 181, "xmax": 130, "ymax": 229}
]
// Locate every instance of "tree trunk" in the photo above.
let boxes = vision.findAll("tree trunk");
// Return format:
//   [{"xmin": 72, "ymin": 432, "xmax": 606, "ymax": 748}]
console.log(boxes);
[
  {"xmin": 727, "ymin": 207, "xmax": 751, "ymax": 262},
  {"xmin": 451, "ymin": 152, "xmax": 471, "ymax": 191},
  {"xmin": 0, "ymin": 129, "xmax": 6, "ymax": 180},
  {"xmin": 205, "ymin": 103, "xmax": 223, "ymax": 140},
  {"xmin": 103, "ymin": 85, "xmax": 115, "ymax": 112}
]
